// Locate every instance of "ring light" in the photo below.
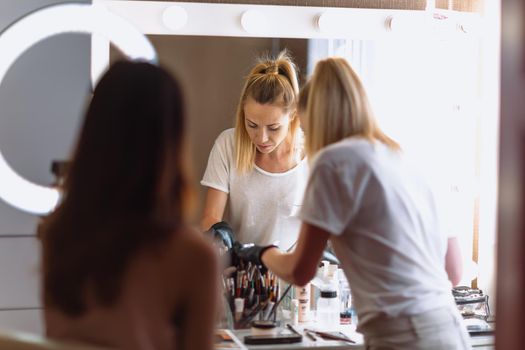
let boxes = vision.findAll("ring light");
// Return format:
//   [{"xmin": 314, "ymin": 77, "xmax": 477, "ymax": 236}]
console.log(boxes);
[{"xmin": 0, "ymin": 3, "xmax": 157, "ymax": 215}]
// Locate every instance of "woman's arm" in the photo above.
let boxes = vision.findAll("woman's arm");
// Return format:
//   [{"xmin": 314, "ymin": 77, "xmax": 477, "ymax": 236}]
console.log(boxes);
[
  {"xmin": 261, "ymin": 223, "xmax": 330, "ymax": 286},
  {"xmin": 200, "ymin": 188, "xmax": 228, "ymax": 231},
  {"xmin": 445, "ymin": 237, "xmax": 463, "ymax": 286}
]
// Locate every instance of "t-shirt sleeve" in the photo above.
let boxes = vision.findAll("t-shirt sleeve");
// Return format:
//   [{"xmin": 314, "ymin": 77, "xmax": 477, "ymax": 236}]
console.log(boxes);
[
  {"xmin": 200, "ymin": 131, "xmax": 232, "ymax": 193},
  {"xmin": 298, "ymin": 160, "xmax": 356, "ymax": 236}
]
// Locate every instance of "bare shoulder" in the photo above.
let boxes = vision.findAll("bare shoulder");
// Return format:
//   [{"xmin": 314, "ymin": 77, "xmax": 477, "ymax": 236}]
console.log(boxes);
[
  {"xmin": 156, "ymin": 226, "xmax": 220, "ymax": 318},
  {"xmin": 164, "ymin": 226, "xmax": 218, "ymax": 273}
]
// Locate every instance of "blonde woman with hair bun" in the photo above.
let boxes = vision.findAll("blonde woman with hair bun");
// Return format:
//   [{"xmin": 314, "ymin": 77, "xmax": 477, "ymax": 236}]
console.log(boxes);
[
  {"xmin": 200, "ymin": 51, "xmax": 307, "ymax": 251},
  {"xmin": 236, "ymin": 57, "xmax": 471, "ymax": 350}
]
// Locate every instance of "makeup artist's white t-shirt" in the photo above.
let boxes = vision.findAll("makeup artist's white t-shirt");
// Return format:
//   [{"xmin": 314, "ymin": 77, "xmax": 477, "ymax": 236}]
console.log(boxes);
[
  {"xmin": 299, "ymin": 138, "xmax": 456, "ymax": 326},
  {"xmin": 201, "ymin": 128, "xmax": 308, "ymax": 250}
]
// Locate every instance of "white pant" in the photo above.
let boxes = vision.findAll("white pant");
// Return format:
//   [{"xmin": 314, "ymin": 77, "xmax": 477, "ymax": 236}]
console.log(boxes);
[{"xmin": 358, "ymin": 306, "xmax": 472, "ymax": 350}]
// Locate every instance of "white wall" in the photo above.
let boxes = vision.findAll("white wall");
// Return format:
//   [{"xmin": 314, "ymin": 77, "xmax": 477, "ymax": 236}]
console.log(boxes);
[
  {"xmin": 0, "ymin": 0, "xmax": 90, "ymax": 333},
  {"xmin": 308, "ymin": 37, "xmax": 498, "ymax": 295}
]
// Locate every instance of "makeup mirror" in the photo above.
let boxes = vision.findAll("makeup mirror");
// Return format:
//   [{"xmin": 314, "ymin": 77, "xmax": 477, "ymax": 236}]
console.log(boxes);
[{"xmin": 95, "ymin": 0, "xmax": 496, "ymax": 296}]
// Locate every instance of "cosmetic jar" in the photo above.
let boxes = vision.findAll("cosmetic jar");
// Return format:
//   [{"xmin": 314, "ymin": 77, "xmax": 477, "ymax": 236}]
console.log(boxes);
[{"xmin": 251, "ymin": 320, "xmax": 278, "ymax": 336}]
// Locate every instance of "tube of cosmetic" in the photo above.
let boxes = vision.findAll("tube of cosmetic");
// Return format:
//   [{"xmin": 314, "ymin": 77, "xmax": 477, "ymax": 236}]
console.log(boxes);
[{"xmin": 234, "ymin": 298, "xmax": 245, "ymax": 322}]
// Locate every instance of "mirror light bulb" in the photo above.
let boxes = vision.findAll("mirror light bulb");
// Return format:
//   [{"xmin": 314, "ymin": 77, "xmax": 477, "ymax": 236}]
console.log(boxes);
[
  {"xmin": 240, "ymin": 9, "xmax": 268, "ymax": 35},
  {"xmin": 162, "ymin": 5, "xmax": 188, "ymax": 31}
]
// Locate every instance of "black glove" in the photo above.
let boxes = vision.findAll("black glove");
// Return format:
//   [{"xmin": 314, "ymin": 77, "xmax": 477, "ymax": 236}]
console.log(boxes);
[
  {"xmin": 205, "ymin": 221, "xmax": 235, "ymax": 250},
  {"xmin": 233, "ymin": 241, "xmax": 277, "ymax": 268}
]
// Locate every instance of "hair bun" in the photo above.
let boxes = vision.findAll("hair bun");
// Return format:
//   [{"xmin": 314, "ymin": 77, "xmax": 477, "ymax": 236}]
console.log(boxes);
[{"xmin": 265, "ymin": 65, "xmax": 279, "ymax": 75}]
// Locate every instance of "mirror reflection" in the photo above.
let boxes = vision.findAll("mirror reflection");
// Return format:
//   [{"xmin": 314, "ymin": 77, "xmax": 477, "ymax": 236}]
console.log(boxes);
[
  {"xmin": 111, "ymin": 35, "xmax": 485, "ymax": 284},
  {"xmin": 0, "ymin": 2, "xmax": 498, "ymax": 349},
  {"xmin": 105, "ymin": 32, "xmax": 494, "ymax": 347},
  {"xmin": 112, "ymin": 35, "xmax": 309, "ymax": 216}
]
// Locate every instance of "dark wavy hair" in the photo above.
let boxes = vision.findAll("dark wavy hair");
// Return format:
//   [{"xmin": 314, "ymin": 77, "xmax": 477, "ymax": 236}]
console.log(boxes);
[{"xmin": 41, "ymin": 61, "xmax": 193, "ymax": 316}]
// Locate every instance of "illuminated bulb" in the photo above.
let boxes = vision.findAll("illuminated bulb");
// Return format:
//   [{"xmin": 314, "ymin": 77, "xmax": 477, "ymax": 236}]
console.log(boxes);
[
  {"xmin": 385, "ymin": 16, "xmax": 396, "ymax": 31},
  {"xmin": 240, "ymin": 9, "xmax": 267, "ymax": 35},
  {"xmin": 316, "ymin": 12, "xmax": 339, "ymax": 34},
  {"xmin": 457, "ymin": 23, "xmax": 468, "ymax": 33},
  {"xmin": 0, "ymin": 3, "xmax": 156, "ymax": 215},
  {"xmin": 162, "ymin": 5, "xmax": 188, "ymax": 31},
  {"xmin": 385, "ymin": 14, "xmax": 429, "ymax": 35},
  {"xmin": 316, "ymin": 12, "xmax": 327, "ymax": 32}
]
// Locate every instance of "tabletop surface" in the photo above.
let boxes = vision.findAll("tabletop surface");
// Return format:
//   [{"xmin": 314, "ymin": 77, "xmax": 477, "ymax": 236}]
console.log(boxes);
[
  {"xmin": 229, "ymin": 324, "xmax": 364, "ymax": 350},
  {"xmin": 217, "ymin": 324, "xmax": 495, "ymax": 350}
]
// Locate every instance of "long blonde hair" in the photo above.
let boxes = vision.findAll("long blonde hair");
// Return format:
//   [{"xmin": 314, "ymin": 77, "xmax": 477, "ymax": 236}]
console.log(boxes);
[
  {"xmin": 303, "ymin": 57, "xmax": 400, "ymax": 158},
  {"xmin": 234, "ymin": 51, "xmax": 300, "ymax": 173}
]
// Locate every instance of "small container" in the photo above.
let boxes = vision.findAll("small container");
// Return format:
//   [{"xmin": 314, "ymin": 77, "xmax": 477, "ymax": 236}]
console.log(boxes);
[
  {"xmin": 295, "ymin": 284, "xmax": 310, "ymax": 300},
  {"xmin": 327, "ymin": 264, "xmax": 338, "ymax": 280},
  {"xmin": 338, "ymin": 271, "xmax": 352, "ymax": 325},
  {"xmin": 316, "ymin": 289, "xmax": 340, "ymax": 329},
  {"xmin": 291, "ymin": 299, "xmax": 299, "ymax": 325},
  {"xmin": 295, "ymin": 284, "xmax": 311, "ymax": 323},
  {"xmin": 251, "ymin": 320, "xmax": 278, "ymax": 336},
  {"xmin": 234, "ymin": 298, "xmax": 244, "ymax": 322}
]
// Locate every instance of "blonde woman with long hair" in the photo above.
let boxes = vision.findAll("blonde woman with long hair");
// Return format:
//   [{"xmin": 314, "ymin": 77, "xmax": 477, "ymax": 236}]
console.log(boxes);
[
  {"xmin": 236, "ymin": 57, "xmax": 470, "ymax": 350},
  {"xmin": 200, "ymin": 51, "xmax": 307, "ymax": 251}
]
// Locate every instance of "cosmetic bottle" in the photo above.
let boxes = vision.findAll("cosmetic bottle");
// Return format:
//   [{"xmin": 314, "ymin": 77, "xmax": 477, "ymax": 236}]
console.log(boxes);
[
  {"xmin": 316, "ymin": 287, "xmax": 339, "ymax": 329},
  {"xmin": 338, "ymin": 269, "xmax": 352, "ymax": 324},
  {"xmin": 295, "ymin": 283, "xmax": 311, "ymax": 323},
  {"xmin": 234, "ymin": 298, "xmax": 244, "ymax": 322}
]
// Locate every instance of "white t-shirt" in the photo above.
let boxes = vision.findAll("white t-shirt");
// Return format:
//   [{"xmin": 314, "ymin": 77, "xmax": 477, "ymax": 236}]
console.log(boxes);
[
  {"xmin": 299, "ymin": 138, "xmax": 455, "ymax": 326},
  {"xmin": 201, "ymin": 128, "xmax": 308, "ymax": 250}
]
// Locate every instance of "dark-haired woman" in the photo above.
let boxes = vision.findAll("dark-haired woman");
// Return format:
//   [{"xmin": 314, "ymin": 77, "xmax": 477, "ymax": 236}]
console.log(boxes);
[{"xmin": 41, "ymin": 61, "xmax": 219, "ymax": 350}]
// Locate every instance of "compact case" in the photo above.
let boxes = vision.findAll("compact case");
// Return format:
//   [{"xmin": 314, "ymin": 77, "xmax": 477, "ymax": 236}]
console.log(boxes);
[
  {"xmin": 452, "ymin": 286, "xmax": 491, "ymax": 321},
  {"xmin": 452, "ymin": 286, "xmax": 494, "ymax": 335},
  {"xmin": 250, "ymin": 320, "xmax": 278, "ymax": 336}
]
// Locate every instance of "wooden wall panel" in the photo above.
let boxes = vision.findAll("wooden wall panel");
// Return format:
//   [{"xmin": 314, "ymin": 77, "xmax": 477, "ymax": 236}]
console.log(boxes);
[
  {"xmin": 163, "ymin": 0, "xmax": 483, "ymax": 12},
  {"xmin": 497, "ymin": 0, "xmax": 525, "ymax": 348}
]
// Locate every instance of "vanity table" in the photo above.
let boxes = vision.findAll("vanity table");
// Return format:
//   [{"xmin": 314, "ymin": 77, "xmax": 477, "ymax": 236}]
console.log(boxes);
[
  {"xmin": 216, "ymin": 325, "xmax": 364, "ymax": 350},
  {"xmin": 219, "ymin": 325, "xmax": 495, "ymax": 350},
  {"xmin": 470, "ymin": 334, "xmax": 495, "ymax": 350}
]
